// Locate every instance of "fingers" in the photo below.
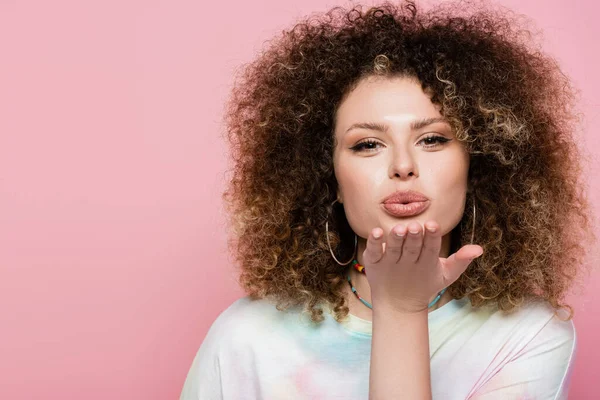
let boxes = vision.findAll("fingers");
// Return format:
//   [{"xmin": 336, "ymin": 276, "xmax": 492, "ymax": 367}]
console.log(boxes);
[
  {"xmin": 388, "ymin": 221, "xmax": 440, "ymax": 264},
  {"xmin": 443, "ymin": 245, "xmax": 484, "ymax": 284},
  {"xmin": 402, "ymin": 221, "xmax": 425, "ymax": 263},
  {"xmin": 363, "ymin": 220, "xmax": 446, "ymax": 265},
  {"xmin": 386, "ymin": 224, "xmax": 407, "ymax": 263},
  {"xmin": 363, "ymin": 227, "xmax": 385, "ymax": 264},
  {"xmin": 363, "ymin": 220, "xmax": 450, "ymax": 263},
  {"xmin": 420, "ymin": 220, "xmax": 442, "ymax": 264},
  {"xmin": 453, "ymin": 245, "xmax": 484, "ymax": 263}
]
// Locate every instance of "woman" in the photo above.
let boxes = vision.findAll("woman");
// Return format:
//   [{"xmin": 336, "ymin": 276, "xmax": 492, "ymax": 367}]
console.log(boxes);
[{"xmin": 181, "ymin": 1, "xmax": 596, "ymax": 398}]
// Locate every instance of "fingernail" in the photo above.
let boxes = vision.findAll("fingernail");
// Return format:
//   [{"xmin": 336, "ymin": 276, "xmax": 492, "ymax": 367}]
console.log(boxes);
[{"xmin": 373, "ymin": 231, "xmax": 382, "ymax": 239}]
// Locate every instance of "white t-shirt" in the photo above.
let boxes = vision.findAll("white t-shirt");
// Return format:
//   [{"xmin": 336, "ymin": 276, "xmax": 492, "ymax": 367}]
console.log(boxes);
[{"xmin": 180, "ymin": 294, "xmax": 576, "ymax": 399}]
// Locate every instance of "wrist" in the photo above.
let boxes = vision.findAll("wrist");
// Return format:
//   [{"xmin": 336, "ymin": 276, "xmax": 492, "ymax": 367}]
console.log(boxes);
[{"xmin": 371, "ymin": 296, "xmax": 430, "ymax": 316}]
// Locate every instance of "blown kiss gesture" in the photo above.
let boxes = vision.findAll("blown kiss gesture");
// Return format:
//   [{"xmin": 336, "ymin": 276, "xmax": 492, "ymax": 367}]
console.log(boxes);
[{"xmin": 363, "ymin": 220, "xmax": 484, "ymax": 314}]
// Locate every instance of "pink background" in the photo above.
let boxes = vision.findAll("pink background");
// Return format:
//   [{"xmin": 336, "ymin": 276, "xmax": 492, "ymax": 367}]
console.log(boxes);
[{"xmin": 0, "ymin": 0, "xmax": 598, "ymax": 398}]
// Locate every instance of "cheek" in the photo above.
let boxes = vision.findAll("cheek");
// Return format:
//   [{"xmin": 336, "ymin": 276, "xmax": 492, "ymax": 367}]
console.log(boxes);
[
  {"xmin": 432, "ymin": 155, "xmax": 469, "ymax": 220},
  {"xmin": 433, "ymin": 152, "xmax": 469, "ymax": 186},
  {"xmin": 335, "ymin": 162, "xmax": 386, "ymax": 237},
  {"xmin": 338, "ymin": 161, "xmax": 386, "ymax": 199}
]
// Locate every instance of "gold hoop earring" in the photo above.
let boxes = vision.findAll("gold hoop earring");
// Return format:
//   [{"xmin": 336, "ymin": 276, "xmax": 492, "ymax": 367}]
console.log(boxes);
[
  {"xmin": 470, "ymin": 201, "xmax": 476, "ymax": 245},
  {"xmin": 326, "ymin": 199, "xmax": 357, "ymax": 266}
]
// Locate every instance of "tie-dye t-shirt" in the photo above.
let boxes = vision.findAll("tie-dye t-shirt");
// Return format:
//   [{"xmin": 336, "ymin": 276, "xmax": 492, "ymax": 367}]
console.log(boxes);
[{"xmin": 180, "ymin": 294, "xmax": 576, "ymax": 400}]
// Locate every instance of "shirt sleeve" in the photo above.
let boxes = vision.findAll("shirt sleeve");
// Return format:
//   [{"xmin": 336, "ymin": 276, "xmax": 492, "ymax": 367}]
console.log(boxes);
[
  {"xmin": 179, "ymin": 321, "xmax": 225, "ymax": 400},
  {"xmin": 468, "ymin": 315, "xmax": 577, "ymax": 400}
]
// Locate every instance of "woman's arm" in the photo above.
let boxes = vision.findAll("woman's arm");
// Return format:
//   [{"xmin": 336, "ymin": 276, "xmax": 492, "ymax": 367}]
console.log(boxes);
[
  {"xmin": 361, "ymin": 221, "xmax": 481, "ymax": 399},
  {"xmin": 370, "ymin": 304, "xmax": 432, "ymax": 400}
]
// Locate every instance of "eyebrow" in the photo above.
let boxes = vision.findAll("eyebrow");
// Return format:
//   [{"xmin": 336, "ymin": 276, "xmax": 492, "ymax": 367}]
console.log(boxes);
[{"xmin": 345, "ymin": 117, "xmax": 450, "ymax": 135}]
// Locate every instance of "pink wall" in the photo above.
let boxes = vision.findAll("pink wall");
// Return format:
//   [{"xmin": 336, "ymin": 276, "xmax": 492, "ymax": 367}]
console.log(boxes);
[{"xmin": 0, "ymin": 0, "xmax": 598, "ymax": 398}]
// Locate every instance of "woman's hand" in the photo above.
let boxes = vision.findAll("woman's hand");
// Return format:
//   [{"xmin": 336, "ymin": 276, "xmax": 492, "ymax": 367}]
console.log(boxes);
[{"xmin": 363, "ymin": 220, "xmax": 483, "ymax": 314}]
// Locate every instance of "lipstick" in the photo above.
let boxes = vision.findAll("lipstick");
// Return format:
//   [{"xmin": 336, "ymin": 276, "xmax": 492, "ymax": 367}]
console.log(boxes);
[{"xmin": 382, "ymin": 200, "xmax": 430, "ymax": 217}]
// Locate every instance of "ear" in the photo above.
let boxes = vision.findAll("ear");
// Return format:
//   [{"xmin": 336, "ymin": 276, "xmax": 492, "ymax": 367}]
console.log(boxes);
[{"xmin": 336, "ymin": 189, "xmax": 342, "ymax": 204}]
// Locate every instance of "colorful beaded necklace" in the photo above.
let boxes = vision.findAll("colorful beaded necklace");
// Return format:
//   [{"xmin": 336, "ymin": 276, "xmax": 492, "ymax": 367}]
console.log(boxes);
[{"xmin": 347, "ymin": 259, "xmax": 447, "ymax": 310}]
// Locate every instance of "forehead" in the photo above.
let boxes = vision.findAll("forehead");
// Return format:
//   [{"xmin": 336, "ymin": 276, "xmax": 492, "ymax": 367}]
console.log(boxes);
[
  {"xmin": 334, "ymin": 76, "xmax": 442, "ymax": 133},
  {"xmin": 334, "ymin": 76, "xmax": 442, "ymax": 142}
]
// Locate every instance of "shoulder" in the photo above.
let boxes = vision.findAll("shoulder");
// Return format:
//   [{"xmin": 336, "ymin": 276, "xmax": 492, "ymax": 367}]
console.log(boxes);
[
  {"xmin": 504, "ymin": 298, "xmax": 575, "ymax": 341},
  {"xmin": 180, "ymin": 297, "xmax": 285, "ymax": 399},
  {"xmin": 204, "ymin": 296, "xmax": 299, "ymax": 350},
  {"xmin": 461, "ymin": 297, "xmax": 576, "ymax": 368},
  {"xmin": 515, "ymin": 299, "xmax": 576, "ymax": 361},
  {"xmin": 475, "ymin": 297, "xmax": 575, "ymax": 338},
  {"xmin": 215, "ymin": 296, "xmax": 294, "ymax": 328},
  {"xmin": 490, "ymin": 298, "xmax": 576, "ymax": 357},
  {"xmin": 467, "ymin": 300, "xmax": 577, "ymax": 398}
]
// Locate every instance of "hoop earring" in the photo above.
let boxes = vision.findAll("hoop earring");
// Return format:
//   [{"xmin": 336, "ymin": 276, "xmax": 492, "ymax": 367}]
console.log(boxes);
[
  {"xmin": 325, "ymin": 200, "xmax": 477, "ymax": 265},
  {"xmin": 326, "ymin": 199, "xmax": 357, "ymax": 266},
  {"xmin": 470, "ymin": 201, "xmax": 476, "ymax": 245}
]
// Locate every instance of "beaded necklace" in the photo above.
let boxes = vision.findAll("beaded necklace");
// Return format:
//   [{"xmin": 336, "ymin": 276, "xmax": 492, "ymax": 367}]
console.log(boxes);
[{"xmin": 347, "ymin": 259, "xmax": 447, "ymax": 310}]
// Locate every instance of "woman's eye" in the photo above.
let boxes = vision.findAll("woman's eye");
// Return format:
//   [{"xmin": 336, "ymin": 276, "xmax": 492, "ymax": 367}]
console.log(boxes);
[
  {"xmin": 419, "ymin": 135, "xmax": 451, "ymax": 148},
  {"xmin": 350, "ymin": 135, "xmax": 450, "ymax": 153},
  {"xmin": 350, "ymin": 139, "xmax": 382, "ymax": 152}
]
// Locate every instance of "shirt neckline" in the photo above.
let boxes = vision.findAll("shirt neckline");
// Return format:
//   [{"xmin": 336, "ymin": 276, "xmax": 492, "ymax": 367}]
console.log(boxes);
[{"xmin": 338, "ymin": 297, "xmax": 469, "ymax": 336}]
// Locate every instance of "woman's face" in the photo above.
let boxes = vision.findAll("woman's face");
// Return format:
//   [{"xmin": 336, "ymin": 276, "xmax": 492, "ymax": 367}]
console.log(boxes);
[{"xmin": 332, "ymin": 75, "xmax": 470, "ymax": 253}]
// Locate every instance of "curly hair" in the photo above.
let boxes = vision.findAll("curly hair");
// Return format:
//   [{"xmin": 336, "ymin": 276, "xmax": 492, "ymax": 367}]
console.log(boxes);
[{"xmin": 220, "ymin": 0, "xmax": 597, "ymax": 324}]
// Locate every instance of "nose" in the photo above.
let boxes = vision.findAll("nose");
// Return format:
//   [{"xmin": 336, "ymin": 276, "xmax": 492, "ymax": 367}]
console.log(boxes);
[{"xmin": 389, "ymin": 146, "xmax": 418, "ymax": 179}]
